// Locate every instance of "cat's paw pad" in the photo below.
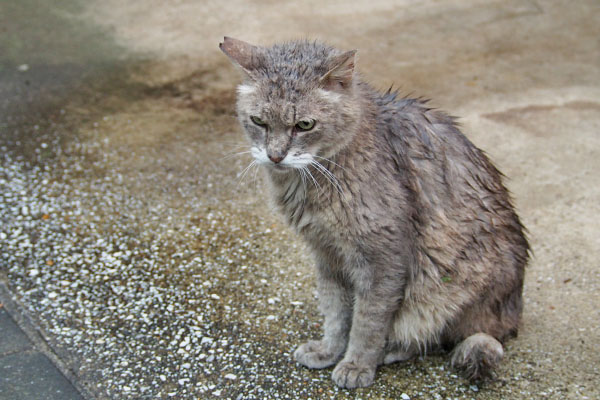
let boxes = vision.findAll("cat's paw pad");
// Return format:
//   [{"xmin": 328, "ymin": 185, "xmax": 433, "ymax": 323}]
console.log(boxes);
[
  {"xmin": 332, "ymin": 360, "xmax": 376, "ymax": 388},
  {"xmin": 293, "ymin": 340, "xmax": 340, "ymax": 369}
]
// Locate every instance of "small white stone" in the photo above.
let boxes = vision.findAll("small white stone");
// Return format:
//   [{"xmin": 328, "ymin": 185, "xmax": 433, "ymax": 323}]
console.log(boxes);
[
  {"xmin": 210, "ymin": 294, "xmax": 220, "ymax": 300},
  {"xmin": 224, "ymin": 373, "xmax": 236, "ymax": 380},
  {"xmin": 401, "ymin": 394, "xmax": 410, "ymax": 400},
  {"xmin": 159, "ymin": 375, "xmax": 167, "ymax": 382}
]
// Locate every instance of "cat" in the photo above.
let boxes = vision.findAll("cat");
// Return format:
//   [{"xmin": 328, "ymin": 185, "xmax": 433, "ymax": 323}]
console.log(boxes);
[{"xmin": 220, "ymin": 37, "xmax": 529, "ymax": 389}]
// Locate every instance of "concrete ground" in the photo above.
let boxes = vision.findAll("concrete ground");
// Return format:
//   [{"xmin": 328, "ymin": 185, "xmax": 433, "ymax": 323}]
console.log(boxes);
[{"xmin": 0, "ymin": 0, "xmax": 598, "ymax": 399}]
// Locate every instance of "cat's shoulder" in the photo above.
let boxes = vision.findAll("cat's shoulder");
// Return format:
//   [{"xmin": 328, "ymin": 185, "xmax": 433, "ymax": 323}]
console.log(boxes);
[
  {"xmin": 376, "ymin": 89, "xmax": 471, "ymax": 145},
  {"xmin": 375, "ymin": 90, "xmax": 455, "ymax": 128}
]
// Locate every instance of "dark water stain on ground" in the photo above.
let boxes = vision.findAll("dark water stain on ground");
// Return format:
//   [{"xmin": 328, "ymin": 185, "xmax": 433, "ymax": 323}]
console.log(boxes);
[
  {"xmin": 0, "ymin": 0, "xmax": 237, "ymax": 168},
  {"xmin": 0, "ymin": 0, "xmax": 132, "ymax": 167}
]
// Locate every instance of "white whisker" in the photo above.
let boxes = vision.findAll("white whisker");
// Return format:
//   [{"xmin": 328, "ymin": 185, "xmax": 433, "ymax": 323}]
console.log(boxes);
[
  {"xmin": 253, "ymin": 162, "xmax": 261, "ymax": 191},
  {"xmin": 224, "ymin": 150, "xmax": 253, "ymax": 160},
  {"xmin": 298, "ymin": 168, "xmax": 307, "ymax": 186},
  {"xmin": 311, "ymin": 160, "xmax": 344, "ymax": 196},
  {"xmin": 237, "ymin": 160, "xmax": 257, "ymax": 185},
  {"xmin": 313, "ymin": 155, "xmax": 347, "ymax": 173},
  {"xmin": 293, "ymin": 169, "xmax": 308, "ymax": 209},
  {"xmin": 303, "ymin": 165, "xmax": 322, "ymax": 192}
]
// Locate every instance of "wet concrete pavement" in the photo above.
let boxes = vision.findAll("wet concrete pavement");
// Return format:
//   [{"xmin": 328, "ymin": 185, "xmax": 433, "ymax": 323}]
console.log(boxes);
[{"xmin": 1, "ymin": 0, "xmax": 599, "ymax": 399}]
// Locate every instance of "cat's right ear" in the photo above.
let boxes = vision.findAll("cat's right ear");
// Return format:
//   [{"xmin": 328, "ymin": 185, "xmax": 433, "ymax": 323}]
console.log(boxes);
[
  {"xmin": 319, "ymin": 50, "xmax": 357, "ymax": 91},
  {"xmin": 219, "ymin": 37, "xmax": 263, "ymax": 80}
]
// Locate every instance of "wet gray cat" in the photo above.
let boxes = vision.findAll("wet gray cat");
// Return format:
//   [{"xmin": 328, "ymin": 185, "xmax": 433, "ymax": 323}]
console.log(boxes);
[{"xmin": 220, "ymin": 37, "xmax": 529, "ymax": 389}]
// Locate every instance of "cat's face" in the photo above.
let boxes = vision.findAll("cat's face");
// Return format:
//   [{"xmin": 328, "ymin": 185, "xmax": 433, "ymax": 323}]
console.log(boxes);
[
  {"xmin": 236, "ymin": 83, "xmax": 357, "ymax": 173},
  {"xmin": 220, "ymin": 37, "xmax": 359, "ymax": 173}
]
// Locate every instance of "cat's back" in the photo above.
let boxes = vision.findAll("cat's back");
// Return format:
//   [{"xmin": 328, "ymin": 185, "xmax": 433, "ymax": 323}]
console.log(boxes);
[
  {"xmin": 373, "ymin": 89, "xmax": 529, "ymax": 271},
  {"xmin": 376, "ymin": 92, "xmax": 476, "ymax": 171},
  {"xmin": 375, "ymin": 91, "xmax": 508, "ymax": 210}
]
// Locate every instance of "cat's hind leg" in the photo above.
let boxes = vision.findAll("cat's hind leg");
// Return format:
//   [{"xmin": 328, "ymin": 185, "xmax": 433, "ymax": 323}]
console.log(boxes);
[
  {"xmin": 382, "ymin": 345, "xmax": 417, "ymax": 365},
  {"xmin": 450, "ymin": 333, "xmax": 503, "ymax": 380}
]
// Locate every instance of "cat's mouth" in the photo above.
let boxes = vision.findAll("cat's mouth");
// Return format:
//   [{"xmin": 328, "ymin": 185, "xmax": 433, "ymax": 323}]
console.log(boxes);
[{"xmin": 268, "ymin": 162, "xmax": 294, "ymax": 173}]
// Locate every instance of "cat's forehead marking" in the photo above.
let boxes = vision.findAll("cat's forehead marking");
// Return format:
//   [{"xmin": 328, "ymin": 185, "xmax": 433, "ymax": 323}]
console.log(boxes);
[{"xmin": 262, "ymin": 102, "xmax": 297, "ymax": 126}]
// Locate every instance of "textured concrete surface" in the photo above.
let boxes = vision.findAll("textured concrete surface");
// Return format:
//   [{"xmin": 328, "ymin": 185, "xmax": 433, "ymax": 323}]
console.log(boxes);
[{"xmin": 1, "ymin": 0, "xmax": 599, "ymax": 399}]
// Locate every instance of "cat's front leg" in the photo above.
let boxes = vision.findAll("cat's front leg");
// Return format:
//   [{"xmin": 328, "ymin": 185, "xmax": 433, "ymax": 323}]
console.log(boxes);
[
  {"xmin": 332, "ymin": 278, "xmax": 399, "ymax": 388},
  {"xmin": 294, "ymin": 267, "xmax": 352, "ymax": 369}
]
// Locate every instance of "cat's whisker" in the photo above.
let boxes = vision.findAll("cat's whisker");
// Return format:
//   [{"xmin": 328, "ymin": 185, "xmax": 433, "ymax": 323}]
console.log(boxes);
[
  {"xmin": 224, "ymin": 150, "xmax": 253, "ymax": 160},
  {"xmin": 298, "ymin": 169, "xmax": 308, "ymax": 206},
  {"xmin": 303, "ymin": 165, "xmax": 322, "ymax": 192},
  {"xmin": 252, "ymin": 162, "xmax": 261, "ymax": 191},
  {"xmin": 297, "ymin": 167, "xmax": 306, "ymax": 186},
  {"xmin": 310, "ymin": 160, "xmax": 344, "ymax": 196},
  {"xmin": 313, "ymin": 160, "xmax": 342, "ymax": 187},
  {"xmin": 313, "ymin": 155, "xmax": 348, "ymax": 173},
  {"xmin": 221, "ymin": 140, "xmax": 249, "ymax": 148},
  {"xmin": 237, "ymin": 160, "xmax": 257, "ymax": 185},
  {"xmin": 221, "ymin": 142, "xmax": 252, "ymax": 156}
]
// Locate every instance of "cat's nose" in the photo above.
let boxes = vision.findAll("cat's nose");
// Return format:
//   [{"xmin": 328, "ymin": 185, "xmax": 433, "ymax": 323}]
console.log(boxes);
[{"xmin": 268, "ymin": 154, "xmax": 285, "ymax": 164}]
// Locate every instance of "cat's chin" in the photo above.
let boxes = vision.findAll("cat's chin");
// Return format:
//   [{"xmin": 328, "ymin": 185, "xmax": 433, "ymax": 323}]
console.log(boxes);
[{"xmin": 266, "ymin": 164, "xmax": 296, "ymax": 174}]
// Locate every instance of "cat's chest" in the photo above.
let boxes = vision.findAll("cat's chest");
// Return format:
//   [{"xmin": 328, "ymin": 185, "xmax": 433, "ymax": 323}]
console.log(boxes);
[{"xmin": 275, "ymin": 185, "xmax": 354, "ymax": 242}]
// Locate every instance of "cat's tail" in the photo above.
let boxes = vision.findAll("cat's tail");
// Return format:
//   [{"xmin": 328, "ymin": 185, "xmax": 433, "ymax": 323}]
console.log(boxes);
[{"xmin": 450, "ymin": 333, "xmax": 504, "ymax": 380}]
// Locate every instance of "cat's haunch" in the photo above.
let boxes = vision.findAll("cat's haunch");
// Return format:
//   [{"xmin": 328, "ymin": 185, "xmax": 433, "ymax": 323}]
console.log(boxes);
[{"xmin": 221, "ymin": 37, "xmax": 529, "ymax": 389}]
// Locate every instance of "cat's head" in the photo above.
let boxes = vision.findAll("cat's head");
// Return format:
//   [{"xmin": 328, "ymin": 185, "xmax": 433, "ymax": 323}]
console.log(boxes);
[{"xmin": 220, "ymin": 37, "xmax": 361, "ymax": 173}]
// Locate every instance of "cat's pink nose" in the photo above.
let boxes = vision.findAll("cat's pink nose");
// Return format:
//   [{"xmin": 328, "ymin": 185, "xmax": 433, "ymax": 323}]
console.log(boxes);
[{"xmin": 269, "ymin": 154, "xmax": 284, "ymax": 163}]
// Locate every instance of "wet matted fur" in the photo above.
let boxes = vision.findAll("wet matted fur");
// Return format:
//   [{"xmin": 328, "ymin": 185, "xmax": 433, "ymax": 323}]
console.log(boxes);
[{"xmin": 220, "ymin": 37, "xmax": 529, "ymax": 389}]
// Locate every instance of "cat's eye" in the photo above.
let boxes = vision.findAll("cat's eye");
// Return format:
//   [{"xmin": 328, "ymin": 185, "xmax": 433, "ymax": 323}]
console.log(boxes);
[
  {"xmin": 295, "ymin": 119, "xmax": 315, "ymax": 131},
  {"xmin": 250, "ymin": 115, "xmax": 267, "ymax": 127}
]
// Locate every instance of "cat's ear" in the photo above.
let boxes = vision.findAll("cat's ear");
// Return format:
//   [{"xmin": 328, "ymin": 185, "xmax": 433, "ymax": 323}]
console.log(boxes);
[
  {"xmin": 319, "ymin": 50, "xmax": 357, "ymax": 90},
  {"xmin": 219, "ymin": 37, "xmax": 263, "ymax": 80}
]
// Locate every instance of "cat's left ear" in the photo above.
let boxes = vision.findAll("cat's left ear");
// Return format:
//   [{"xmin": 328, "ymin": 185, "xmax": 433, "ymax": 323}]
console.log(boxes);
[
  {"xmin": 319, "ymin": 50, "xmax": 357, "ymax": 90},
  {"xmin": 219, "ymin": 37, "xmax": 263, "ymax": 80}
]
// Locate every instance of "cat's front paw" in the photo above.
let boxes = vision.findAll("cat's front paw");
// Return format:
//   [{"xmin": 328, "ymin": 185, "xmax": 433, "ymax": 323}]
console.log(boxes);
[
  {"xmin": 293, "ymin": 340, "xmax": 342, "ymax": 369},
  {"xmin": 332, "ymin": 360, "xmax": 376, "ymax": 388}
]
